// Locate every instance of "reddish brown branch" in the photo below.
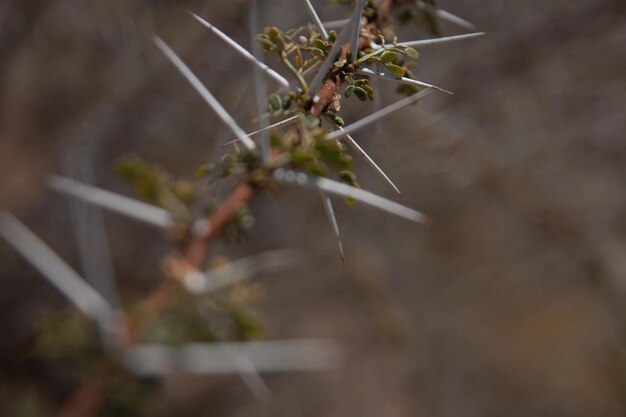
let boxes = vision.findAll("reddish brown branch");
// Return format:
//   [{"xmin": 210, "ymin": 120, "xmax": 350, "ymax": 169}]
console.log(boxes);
[{"xmin": 55, "ymin": 181, "xmax": 258, "ymax": 417}]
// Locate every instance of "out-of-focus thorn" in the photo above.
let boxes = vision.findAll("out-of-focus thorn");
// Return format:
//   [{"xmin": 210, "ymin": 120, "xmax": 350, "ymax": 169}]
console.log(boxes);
[
  {"xmin": 350, "ymin": 0, "xmax": 367, "ymax": 63},
  {"xmin": 323, "ymin": 18, "xmax": 349, "ymax": 31},
  {"xmin": 273, "ymin": 169, "xmax": 429, "ymax": 223},
  {"xmin": 48, "ymin": 175, "xmax": 172, "ymax": 229},
  {"xmin": 183, "ymin": 248, "xmax": 308, "ymax": 294},
  {"xmin": 123, "ymin": 340, "xmax": 341, "ymax": 375},
  {"xmin": 0, "ymin": 210, "xmax": 125, "ymax": 350},
  {"xmin": 416, "ymin": 1, "xmax": 478, "ymax": 31}
]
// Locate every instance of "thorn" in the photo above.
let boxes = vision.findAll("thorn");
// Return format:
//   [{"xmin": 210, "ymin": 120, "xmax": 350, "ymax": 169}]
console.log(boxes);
[
  {"xmin": 319, "ymin": 191, "xmax": 345, "ymax": 260},
  {"xmin": 274, "ymin": 169, "xmax": 429, "ymax": 223},
  {"xmin": 48, "ymin": 175, "xmax": 172, "ymax": 229},
  {"xmin": 394, "ymin": 32, "xmax": 486, "ymax": 48},
  {"xmin": 416, "ymin": 1, "xmax": 478, "ymax": 31},
  {"xmin": 0, "ymin": 211, "xmax": 115, "ymax": 323},
  {"xmin": 350, "ymin": 0, "xmax": 367, "ymax": 63},
  {"xmin": 222, "ymin": 115, "xmax": 299, "ymax": 147},
  {"xmin": 325, "ymin": 89, "xmax": 432, "ymax": 141},
  {"xmin": 189, "ymin": 12, "xmax": 289, "ymax": 88},
  {"xmin": 358, "ymin": 67, "xmax": 454, "ymax": 95},
  {"xmin": 153, "ymin": 35, "xmax": 256, "ymax": 150},
  {"xmin": 303, "ymin": 0, "xmax": 328, "ymax": 39}
]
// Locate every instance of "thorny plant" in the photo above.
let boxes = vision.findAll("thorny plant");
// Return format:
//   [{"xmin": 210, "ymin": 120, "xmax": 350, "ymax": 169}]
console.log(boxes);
[{"xmin": 0, "ymin": 1, "xmax": 484, "ymax": 416}]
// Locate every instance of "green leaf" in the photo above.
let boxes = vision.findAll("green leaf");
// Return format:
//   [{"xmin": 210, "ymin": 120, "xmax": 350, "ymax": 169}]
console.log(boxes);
[
  {"xmin": 267, "ymin": 27, "xmax": 281, "ymax": 43},
  {"xmin": 380, "ymin": 50, "xmax": 397, "ymax": 64},
  {"xmin": 345, "ymin": 85, "xmax": 354, "ymax": 97},
  {"xmin": 326, "ymin": 113, "xmax": 345, "ymax": 127},
  {"xmin": 353, "ymin": 87, "xmax": 368, "ymax": 101},
  {"xmin": 268, "ymin": 93, "xmax": 282, "ymax": 111},
  {"xmin": 313, "ymin": 39, "xmax": 327, "ymax": 50},
  {"xmin": 404, "ymin": 47, "xmax": 420, "ymax": 59},
  {"xmin": 258, "ymin": 38, "xmax": 276, "ymax": 51},
  {"xmin": 385, "ymin": 63, "xmax": 406, "ymax": 77},
  {"xmin": 334, "ymin": 59, "xmax": 347, "ymax": 68}
]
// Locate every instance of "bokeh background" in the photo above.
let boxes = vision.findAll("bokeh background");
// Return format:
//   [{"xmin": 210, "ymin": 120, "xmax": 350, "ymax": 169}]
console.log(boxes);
[{"xmin": 1, "ymin": 0, "xmax": 626, "ymax": 416}]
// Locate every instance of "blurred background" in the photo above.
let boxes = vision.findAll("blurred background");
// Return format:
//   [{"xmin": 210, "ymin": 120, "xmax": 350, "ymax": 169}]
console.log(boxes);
[{"xmin": 1, "ymin": 0, "xmax": 626, "ymax": 416}]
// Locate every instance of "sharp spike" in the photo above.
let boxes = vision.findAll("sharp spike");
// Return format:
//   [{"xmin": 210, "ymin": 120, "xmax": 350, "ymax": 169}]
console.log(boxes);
[
  {"xmin": 416, "ymin": 1, "xmax": 478, "ymax": 31},
  {"xmin": 0, "ymin": 211, "xmax": 114, "ymax": 322},
  {"xmin": 319, "ymin": 191, "xmax": 345, "ymax": 260},
  {"xmin": 249, "ymin": 1, "xmax": 271, "ymax": 163},
  {"xmin": 183, "ymin": 248, "xmax": 307, "ymax": 294},
  {"xmin": 303, "ymin": 0, "xmax": 329, "ymax": 39},
  {"xmin": 123, "ymin": 340, "xmax": 341, "ymax": 375},
  {"xmin": 350, "ymin": 0, "xmax": 367, "ymax": 63},
  {"xmin": 153, "ymin": 36, "xmax": 256, "ymax": 150},
  {"xmin": 48, "ymin": 176, "xmax": 172, "ymax": 229},
  {"xmin": 358, "ymin": 67, "xmax": 454, "ymax": 95},
  {"xmin": 189, "ymin": 12, "xmax": 289, "ymax": 88},
  {"xmin": 322, "ymin": 18, "xmax": 349, "ymax": 31},
  {"xmin": 273, "ymin": 169, "xmax": 429, "ymax": 223},
  {"xmin": 394, "ymin": 32, "xmax": 486, "ymax": 48},
  {"xmin": 340, "ymin": 130, "xmax": 403, "ymax": 197},
  {"xmin": 325, "ymin": 89, "xmax": 432, "ymax": 141}
]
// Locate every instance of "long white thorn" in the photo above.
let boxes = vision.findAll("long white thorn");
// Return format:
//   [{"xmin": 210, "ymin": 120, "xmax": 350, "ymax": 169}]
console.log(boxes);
[
  {"xmin": 358, "ymin": 67, "xmax": 453, "ymax": 95},
  {"xmin": 323, "ymin": 18, "xmax": 349, "ymax": 31},
  {"xmin": 340, "ymin": 131, "xmax": 402, "ymax": 197},
  {"xmin": 223, "ymin": 115, "xmax": 300, "ymax": 146},
  {"xmin": 250, "ymin": 1, "xmax": 271, "ymax": 164},
  {"xmin": 416, "ymin": 1, "xmax": 478, "ymax": 31},
  {"xmin": 319, "ymin": 191, "xmax": 345, "ymax": 260},
  {"xmin": 189, "ymin": 12, "xmax": 289, "ymax": 88},
  {"xmin": 49, "ymin": 176, "xmax": 172, "ymax": 229},
  {"xmin": 153, "ymin": 36, "xmax": 256, "ymax": 150},
  {"xmin": 325, "ymin": 89, "xmax": 432, "ymax": 141},
  {"xmin": 274, "ymin": 169, "xmax": 428, "ymax": 223},
  {"xmin": 303, "ymin": 0, "xmax": 328, "ymax": 39},
  {"xmin": 123, "ymin": 340, "xmax": 341, "ymax": 375},
  {"xmin": 183, "ymin": 248, "xmax": 307, "ymax": 294},
  {"xmin": 394, "ymin": 32, "xmax": 485, "ymax": 48},
  {"xmin": 0, "ymin": 211, "xmax": 114, "ymax": 322},
  {"xmin": 350, "ymin": 0, "xmax": 367, "ymax": 63}
]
